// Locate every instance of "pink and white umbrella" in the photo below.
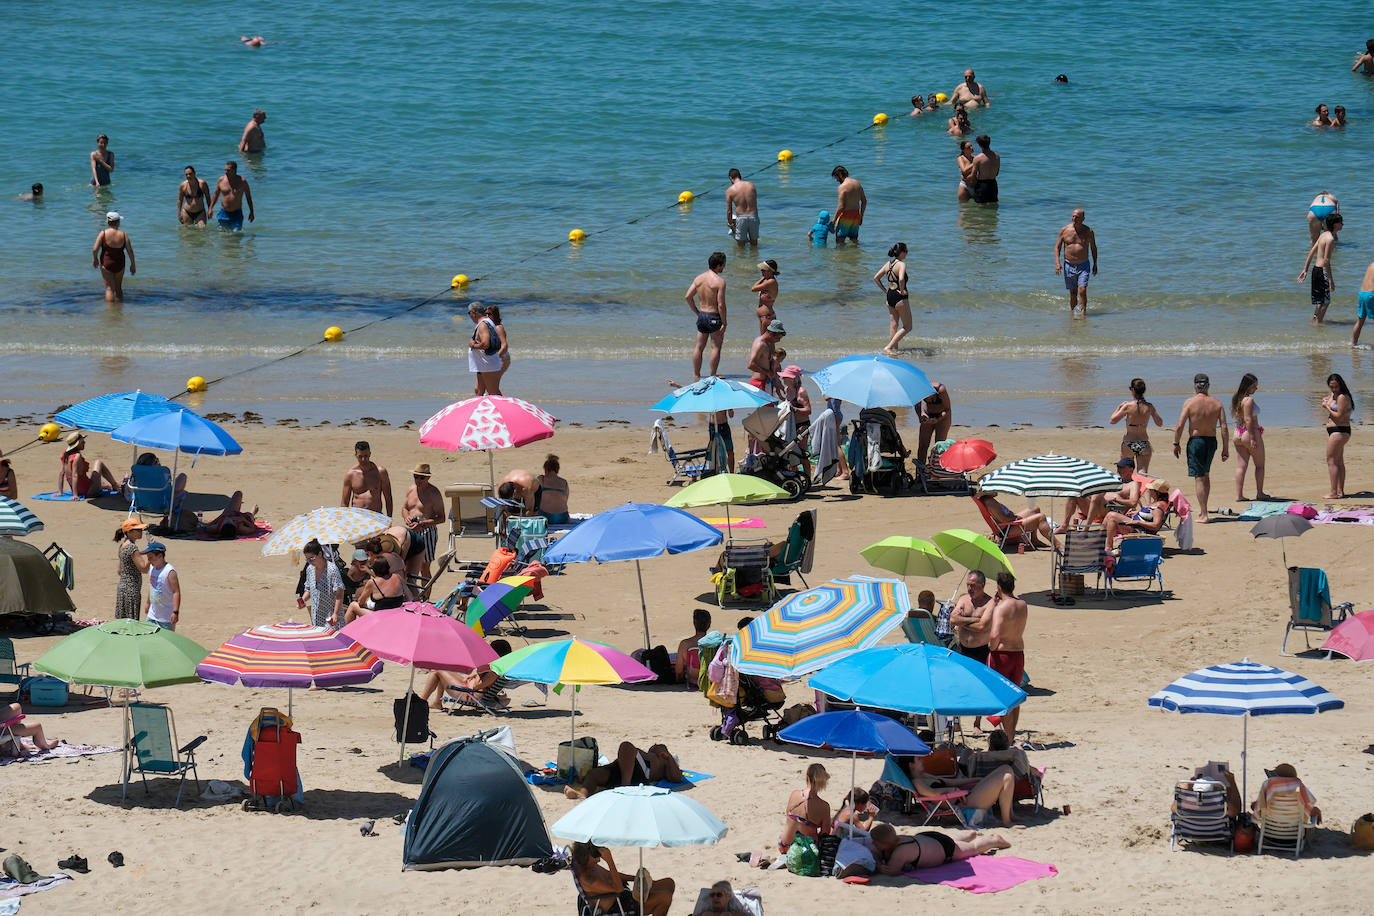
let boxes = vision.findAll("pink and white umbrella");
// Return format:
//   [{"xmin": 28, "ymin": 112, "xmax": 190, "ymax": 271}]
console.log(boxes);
[{"xmin": 418, "ymin": 395, "xmax": 557, "ymax": 489}]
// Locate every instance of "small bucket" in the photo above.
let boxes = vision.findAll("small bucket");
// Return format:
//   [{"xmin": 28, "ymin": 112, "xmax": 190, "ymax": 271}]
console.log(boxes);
[{"xmin": 1063, "ymin": 574, "xmax": 1085, "ymax": 596}]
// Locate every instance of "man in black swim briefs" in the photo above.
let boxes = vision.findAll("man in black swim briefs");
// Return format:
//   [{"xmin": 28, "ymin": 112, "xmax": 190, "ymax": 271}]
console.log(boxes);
[
  {"xmin": 1172, "ymin": 373, "xmax": 1229, "ymax": 524},
  {"xmin": 870, "ymin": 823, "xmax": 1010, "ymax": 875},
  {"xmin": 686, "ymin": 252, "xmax": 728, "ymax": 378}
]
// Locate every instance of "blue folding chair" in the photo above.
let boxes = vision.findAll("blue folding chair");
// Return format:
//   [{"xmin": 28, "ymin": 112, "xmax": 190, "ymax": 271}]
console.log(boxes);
[
  {"xmin": 1106, "ymin": 536, "xmax": 1164, "ymax": 598},
  {"xmin": 127, "ymin": 464, "xmax": 173, "ymax": 519},
  {"xmin": 0, "ymin": 637, "xmax": 29, "ymax": 701},
  {"xmin": 125, "ymin": 702, "xmax": 206, "ymax": 806}
]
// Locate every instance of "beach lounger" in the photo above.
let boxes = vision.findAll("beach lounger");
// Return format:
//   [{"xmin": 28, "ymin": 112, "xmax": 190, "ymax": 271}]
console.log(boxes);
[
  {"xmin": 1170, "ymin": 782, "xmax": 1232, "ymax": 852},
  {"xmin": 971, "ymin": 496, "xmax": 1033, "ymax": 552},
  {"xmin": 1, "ymin": 637, "xmax": 30, "ymax": 701},
  {"xmin": 879, "ymin": 754, "xmax": 969, "ymax": 827},
  {"xmin": 1255, "ymin": 786, "xmax": 1313, "ymax": 858},
  {"xmin": 1281, "ymin": 566, "xmax": 1352, "ymax": 656},
  {"xmin": 124, "ymin": 702, "xmax": 206, "ymax": 807},
  {"xmin": 1053, "ymin": 528, "xmax": 1106, "ymax": 600},
  {"xmin": 651, "ymin": 420, "xmax": 716, "ymax": 486},
  {"xmin": 1105, "ymin": 535, "xmax": 1164, "ymax": 598}
]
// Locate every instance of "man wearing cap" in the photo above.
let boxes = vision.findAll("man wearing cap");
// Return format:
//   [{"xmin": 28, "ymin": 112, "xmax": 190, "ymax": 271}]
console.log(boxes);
[
  {"xmin": 142, "ymin": 543, "xmax": 181, "ymax": 631},
  {"xmin": 725, "ymin": 169, "xmax": 759, "ymax": 246},
  {"xmin": 402, "ymin": 463, "xmax": 445, "ymax": 580},
  {"xmin": 0, "ymin": 449, "xmax": 16, "ymax": 500},
  {"xmin": 1173, "ymin": 374, "xmax": 1229, "ymax": 524},
  {"xmin": 747, "ymin": 320, "xmax": 786, "ymax": 393},
  {"xmin": 210, "ymin": 160, "xmax": 255, "ymax": 230},
  {"xmin": 341, "ymin": 440, "xmax": 393, "ymax": 517},
  {"xmin": 57, "ymin": 432, "xmax": 120, "ymax": 498},
  {"xmin": 685, "ymin": 252, "xmax": 728, "ymax": 379}
]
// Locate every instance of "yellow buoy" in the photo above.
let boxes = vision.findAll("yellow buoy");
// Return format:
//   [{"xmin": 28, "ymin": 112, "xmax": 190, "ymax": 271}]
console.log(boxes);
[
  {"xmin": 777, "ymin": 149, "xmax": 794, "ymax": 162},
  {"xmin": 187, "ymin": 376, "xmax": 207, "ymax": 393},
  {"xmin": 935, "ymin": 93, "xmax": 948, "ymax": 104},
  {"xmin": 873, "ymin": 112, "xmax": 889, "ymax": 126},
  {"xmin": 568, "ymin": 228, "xmax": 587, "ymax": 242},
  {"xmin": 677, "ymin": 190, "xmax": 694, "ymax": 204},
  {"xmin": 325, "ymin": 326, "xmax": 344, "ymax": 342},
  {"xmin": 451, "ymin": 274, "xmax": 469, "ymax": 288},
  {"xmin": 39, "ymin": 422, "xmax": 60, "ymax": 442}
]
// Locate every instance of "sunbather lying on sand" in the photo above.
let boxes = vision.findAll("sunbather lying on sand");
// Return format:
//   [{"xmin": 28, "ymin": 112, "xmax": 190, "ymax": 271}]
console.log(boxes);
[
  {"xmin": 870, "ymin": 823, "xmax": 1010, "ymax": 874},
  {"xmin": 565, "ymin": 742, "xmax": 682, "ymax": 799}
]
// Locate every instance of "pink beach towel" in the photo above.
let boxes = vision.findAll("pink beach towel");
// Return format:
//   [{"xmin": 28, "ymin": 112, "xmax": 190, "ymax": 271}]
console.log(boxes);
[
  {"xmin": 906, "ymin": 855, "xmax": 1058, "ymax": 893},
  {"xmin": 703, "ymin": 517, "xmax": 765, "ymax": 529},
  {"xmin": 194, "ymin": 522, "xmax": 274, "ymax": 542}
]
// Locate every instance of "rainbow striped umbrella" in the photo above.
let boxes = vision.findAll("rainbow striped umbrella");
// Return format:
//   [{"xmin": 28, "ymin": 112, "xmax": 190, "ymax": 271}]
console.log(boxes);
[
  {"xmin": 196, "ymin": 620, "xmax": 383, "ymax": 717},
  {"xmin": 465, "ymin": 576, "xmax": 535, "ymax": 636},
  {"xmin": 492, "ymin": 638, "xmax": 656, "ymax": 742},
  {"xmin": 730, "ymin": 576, "xmax": 909, "ymax": 679}
]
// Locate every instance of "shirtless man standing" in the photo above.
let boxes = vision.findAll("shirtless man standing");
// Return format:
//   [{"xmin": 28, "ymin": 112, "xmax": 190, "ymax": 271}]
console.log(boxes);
[
  {"xmin": 177, "ymin": 166, "xmax": 212, "ymax": 225},
  {"xmin": 725, "ymin": 168, "xmax": 759, "ymax": 246},
  {"xmin": 949, "ymin": 570, "xmax": 993, "ymax": 666},
  {"xmin": 830, "ymin": 166, "xmax": 867, "ymax": 243},
  {"xmin": 685, "ymin": 251, "xmax": 728, "ymax": 379},
  {"xmin": 969, "ymin": 135, "xmax": 1000, "ymax": 204},
  {"xmin": 1054, "ymin": 209, "xmax": 1099, "ymax": 317},
  {"xmin": 239, "ymin": 109, "xmax": 267, "ymax": 153},
  {"xmin": 341, "ymin": 441, "xmax": 393, "ymax": 517},
  {"xmin": 747, "ymin": 320, "xmax": 785, "ymax": 392},
  {"xmin": 1299, "ymin": 213, "xmax": 1342, "ymax": 323},
  {"xmin": 987, "ymin": 571, "xmax": 1027, "ymax": 740},
  {"xmin": 210, "ymin": 161, "xmax": 255, "ymax": 230},
  {"xmin": 90, "ymin": 134, "xmax": 114, "ymax": 187},
  {"xmin": 1172, "ymin": 373, "xmax": 1229, "ymax": 523},
  {"xmin": 950, "ymin": 69, "xmax": 990, "ymax": 108},
  {"xmin": 402, "ymin": 463, "xmax": 445, "ymax": 581}
]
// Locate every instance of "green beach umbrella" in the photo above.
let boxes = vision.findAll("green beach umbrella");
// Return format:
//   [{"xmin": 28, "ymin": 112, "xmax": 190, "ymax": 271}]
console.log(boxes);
[
  {"xmin": 33, "ymin": 619, "xmax": 210, "ymax": 688},
  {"xmin": 929, "ymin": 529, "xmax": 1014, "ymax": 580},
  {"xmin": 665, "ymin": 473, "xmax": 787, "ymax": 529},
  {"xmin": 860, "ymin": 536, "xmax": 954, "ymax": 580}
]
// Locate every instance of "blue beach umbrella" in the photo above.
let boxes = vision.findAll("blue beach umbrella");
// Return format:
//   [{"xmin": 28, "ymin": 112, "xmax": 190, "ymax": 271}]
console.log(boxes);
[
  {"xmin": 111, "ymin": 409, "xmax": 242, "ymax": 458},
  {"xmin": 55, "ymin": 390, "xmax": 181, "ymax": 433},
  {"xmin": 649, "ymin": 376, "xmax": 777, "ymax": 414},
  {"xmin": 810, "ymin": 643, "xmax": 1027, "ymax": 717},
  {"xmin": 779, "ymin": 709, "xmax": 930, "ymax": 812},
  {"xmin": 810, "ymin": 354, "xmax": 936, "ymax": 408},
  {"xmin": 542, "ymin": 503, "xmax": 723, "ymax": 649},
  {"xmin": 1148, "ymin": 658, "xmax": 1343, "ymax": 799}
]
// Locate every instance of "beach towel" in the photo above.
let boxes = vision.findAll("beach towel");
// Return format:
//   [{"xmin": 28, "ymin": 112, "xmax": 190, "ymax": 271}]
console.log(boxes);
[
  {"xmin": 1312, "ymin": 505, "xmax": 1374, "ymax": 525},
  {"xmin": 810, "ymin": 407, "xmax": 839, "ymax": 485},
  {"xmin": 1297, "ymin": 568, "xmax": 1329, "ymax": 622},
  {"xmin": 30, "ymin": 489, "xmax": 116, "ymax": 501},
  {"xmin": 704, "ymin": 518, "xmax": 765, "ymax": 529},
  {"xmin": 657, "ymin": 768, "xmax": 714, "ymax": 789},
  {"xmin": 0, "ymin": 873, "xmax": 74, "ymax": 901},
  {"xmin": 0, "ymin": 740, "xmax": 121, "ymax": 767},
  {"xmin": 194, "ymin": 521, "xmax": 273, "ymax": 541},
  {"xmin": 1239, "ymin": 501, "xmax": 1295, "ymax": 520},
  {"xmin": 906, "ymin": 855, "xmax": 1058, "ymax": 893}
]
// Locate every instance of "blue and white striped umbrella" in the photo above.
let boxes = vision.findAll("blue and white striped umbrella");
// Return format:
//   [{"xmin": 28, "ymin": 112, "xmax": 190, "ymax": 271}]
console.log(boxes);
[
  {"xmin": 0, "ymin": 497, "xmax": 43, "ymax": 537},
  {"xmin": 1148, "ymin": 658, "xmax": 1343, "ymax": 799},
  {"xmin": 54, "ymin": 390, "xmax": 180, "ymax": 433},
  {"xmin": 976, "ymin": 453, "xmax": 1119, "ymax": 498}
]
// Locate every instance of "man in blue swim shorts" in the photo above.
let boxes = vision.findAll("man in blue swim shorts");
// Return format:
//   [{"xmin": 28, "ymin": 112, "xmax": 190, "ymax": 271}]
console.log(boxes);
[
  {"xmin": 1353, "ymin": 258, "xmax": 1374, "ymax": 347},
  {"xmin": 1054, "ymin": 208, "xmax": 1098, "ymax": 317},
  {"xmin": 1172, "ymin": 373, "xmax": 1229, "ymax": 524},
  {"xmin": 210, "ymin": 160, "xmax": 255, "ymax": 231}
]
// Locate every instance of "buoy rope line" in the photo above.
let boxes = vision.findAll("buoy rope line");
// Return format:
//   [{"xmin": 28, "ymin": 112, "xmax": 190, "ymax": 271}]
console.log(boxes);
[{"xmin": 2, "ymin": 120, "xmax": 881, "ymax": 457}]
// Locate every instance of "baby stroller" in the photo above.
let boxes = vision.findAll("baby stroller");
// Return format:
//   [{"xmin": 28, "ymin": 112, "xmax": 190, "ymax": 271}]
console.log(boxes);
[
  {"xmin": 709, "ymin": 673, "xmax": 787, "ymax": 746},
  {"xmin": 740, "ymin": 403, "xmax": 811, "ymax": 500},
  {"xmin": 847, "ymin": 408, "xmax": 913, "ymax": 496}
]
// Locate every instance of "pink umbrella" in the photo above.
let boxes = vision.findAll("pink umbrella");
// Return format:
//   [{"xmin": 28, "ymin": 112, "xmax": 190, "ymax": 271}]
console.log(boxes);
[
  {"xmin": 418, "ymin": 396, "xmax": 556, "ymax": 489},
  {"xmin": 1320, "ymin": 610, "xmax": 1374, "ymax": 660},
  {"xmin": 340, "ymin": 602, "xmax": 498, "ymax": 763}
]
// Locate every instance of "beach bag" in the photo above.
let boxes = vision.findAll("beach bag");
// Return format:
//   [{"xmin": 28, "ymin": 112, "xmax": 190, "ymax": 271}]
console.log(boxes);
[
  {"xmin": 781, "ymin": 703, "xmax": 816, "ymax": 727},
  {"xmin": 1352, "ymin": 813, "xmax": 1374, "ymax": 850},
  {"xmin": 934, "ymin": 601, "xmax": 955, "ymax": 639},
  {"xmin": 786, "ymin": 834, "xmax": 820, "ymax": 877},
  {"xmin": 393, "ymin": 694, "xmax": 432, "ymax": 745},
  {"xmin": 921, "ymin": 747, "xmax": 959, "ymax": 777},
  {"xmin": 640, "ymin": 645, "xmax": 673, "ymax": 684},
  {"xmin": 557, "ymin": 736, "xmax": 598, "ymax": 785},
  {"xmin": 1287, "ymin": 504, "xmax": 1317, "ymax": 519}
]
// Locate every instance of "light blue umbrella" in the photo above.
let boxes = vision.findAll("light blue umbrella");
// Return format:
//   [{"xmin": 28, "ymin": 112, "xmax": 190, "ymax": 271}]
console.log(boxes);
[
  {"xmin": 810, "ymin": 354, "xmax": 936, "ymax": 408},
  {"xmin": 542, "ymin": 503, "xmax": 723, "ymax": 649},
  {"xmin": 779, "ymin": 709, "xmax": 930, "ymax": 809},
  {"xmin": 111, "ymin": 409, "xmax": 242, "ymax": 458},
  {"xmin": 810, "ymin": 643, "xmax": 1026, "ymax": 716},
  {"xmin": 54, "ymin": 390, "xmax": 181, "ymax": 433},
  {"xmin": 650, "ymin": 376, "xmax": 777, "ymax": 414},
  {"xmin": 1148, "ymin": 658, "xmax": 1343, "ymax": 799},
  {"xmin": 551, "ymin": 785, "xmax": 728, "ymax": 901}
]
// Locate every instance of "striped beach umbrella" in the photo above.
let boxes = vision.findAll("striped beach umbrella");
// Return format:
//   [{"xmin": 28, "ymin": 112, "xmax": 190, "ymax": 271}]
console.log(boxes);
[
  {"xmin": 492, "ymin": 638, "xmax": 656, "ymax": 742},
  {"xmin": 196, "ymin": 620, "xmax": 384, "ymax": 717},
  {"xmin": 1148, "ymin": 658, "xmax": 1344, "ymax": 799},
  {"xmin": 465, "ymin": 576, "xmax": 535, "ymax": 636},
  {"xmin": 54, "ymin": 389, "xmax": 180, "ymax": 433},
  {"xmin": 262, "ymin": 506, "xmax": 392, "ymax": 557},
  {"xmin": 730, "ymin": 576, "xmax": 909, "ymax": 679},
  {"xmin": 418, "ymin": 395, "xmax": 556, "ymax": 490},
  {"xmin": 975, "ymin": 453, "xmax": 1119, "ymax": 498},
  {"xmin": 0, "ymin": 496, "xmax": 43, "ymax": 537}
]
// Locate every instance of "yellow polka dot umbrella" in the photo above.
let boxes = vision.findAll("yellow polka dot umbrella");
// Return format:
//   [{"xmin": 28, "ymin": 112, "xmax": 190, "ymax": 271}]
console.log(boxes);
[{"xmin": 262, "ymin": 506, "xmax": 393, "ymax": 557}]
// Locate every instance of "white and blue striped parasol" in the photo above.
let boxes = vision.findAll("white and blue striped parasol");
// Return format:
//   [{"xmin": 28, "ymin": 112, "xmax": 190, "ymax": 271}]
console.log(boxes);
[
  {"xmin": 1148, "ymin": 658, "xmax": 1343, "ymax": 799},
  {"xmin": 975, "ymin": 453, "xmax": 1120, "ymax": 498},
  {"xmin": 0, "ymin": 497, "xmax": 43, "ymax": 537}
]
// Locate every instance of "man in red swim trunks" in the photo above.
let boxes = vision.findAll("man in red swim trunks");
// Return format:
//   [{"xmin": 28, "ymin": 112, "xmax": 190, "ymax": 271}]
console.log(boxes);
[
  {"xmin": 746, "ymin": 320, "xmax": 785, "ymax": 392},
  {"xmin": 987, "ymin": 571, "xmax": 1028, "ymax": 741}
]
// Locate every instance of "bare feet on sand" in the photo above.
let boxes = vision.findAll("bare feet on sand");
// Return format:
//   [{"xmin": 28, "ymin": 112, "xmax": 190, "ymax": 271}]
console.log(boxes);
[{"xmin": 563, "ymin": 785, "xmax": 589, "ymax": 800}]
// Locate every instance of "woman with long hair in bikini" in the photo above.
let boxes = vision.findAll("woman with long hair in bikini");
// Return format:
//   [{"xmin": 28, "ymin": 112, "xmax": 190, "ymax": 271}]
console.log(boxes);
[
  {"xmin": 1109, "ymin": 378, "xmax": 1163, "ymax": 473},
  {"xmin": 1322, "ymin": 373, "xmax": 1354, "ymax": 499},
  {"xmin": 780, "ymin": 763, "xmax": 831, "ymax": 853},
  {"xmin": 1231, "ymin": 373, "xmax": 1271, "ymax": 501}
]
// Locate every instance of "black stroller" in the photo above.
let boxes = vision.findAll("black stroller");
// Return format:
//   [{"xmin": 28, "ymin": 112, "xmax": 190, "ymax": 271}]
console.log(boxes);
[
  {"xmin": 847, "ymin": 407, "xmax": 913, "ymax": 496},
  {"xmin": 740, "ymin": 403, "xmax": 811, "ymax": 500},
  {"xmin": 708, "ymin": 673, "xmax": 787, "ymax": 746}
]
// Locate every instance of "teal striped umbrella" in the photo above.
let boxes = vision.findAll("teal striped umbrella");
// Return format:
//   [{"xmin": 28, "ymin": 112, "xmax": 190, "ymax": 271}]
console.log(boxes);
[
  {"xmin": 0, "ymin": 497, "xmax": 43, "ymax": 537},
  {"xmin": 976, "ymin": 454, "xmax": 1119, "ymax": 498}
]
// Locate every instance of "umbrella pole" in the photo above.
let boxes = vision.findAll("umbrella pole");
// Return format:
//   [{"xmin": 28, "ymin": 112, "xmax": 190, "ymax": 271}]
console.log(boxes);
[
  {"xmin": 120, "ymin": 695, "xmax": 131, "ymax": 805},
  {"xmin": 850, "ymin": 750, "xmax": 858, "ymax": 821},
  {"xmin": 570, "ymin": 687, "xmax": 577, "ymax": 744},
  {"xmin": 487, "ymin": 450, "xmax": 495, "ymax": 498},
  {"xmin": 636, "ymin": 848, "xmax": 645, "ymax": 907},
  {"xmin": 1241, "ymin": 714, "xmax": 1249, "ymax": 802},
  {"xmin": 635, "ymin": 559, "xmax": 651, "ymax": 650},
  {"xmin": 287, "ymin": 686, "xmax": 294, "ymax": 720},
  {"xmin": 399, "ymin": 665, "xmax": 417, "ymax": 765}
]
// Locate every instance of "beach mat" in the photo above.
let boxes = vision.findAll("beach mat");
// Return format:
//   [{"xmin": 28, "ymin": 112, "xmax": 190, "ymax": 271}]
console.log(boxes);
[
  {"xmin": 0, "ymin": 873, "xmax": 74, "ymax": 901},
  {"xmin": 1312, "ymin": 505, "xmax": 1374, "ymax": 525},
  {"xmin": 194, "ymin": 522, "xmax": 273, "ymax": 541},
  {"xmin": 1239, "ymin": 501, "xmax": 1295, "ymax": 520},
  {"xmin": 704, "ymin": 518, "xmax": 765, "ymax": 529},
  {"xmin": 30, "ymin": 489, "xmax": 117, "ymax": 502},
  {"xmin": 907, "ymin": 856, "xmax": 1057, "ymax": 893},
  {"xmin": 0, "ymin": 740, "xmax": 121, "ymax": 767},
  {"xmin": 657, "ymin": 768, "xmax": 714, "ymax": 789}
]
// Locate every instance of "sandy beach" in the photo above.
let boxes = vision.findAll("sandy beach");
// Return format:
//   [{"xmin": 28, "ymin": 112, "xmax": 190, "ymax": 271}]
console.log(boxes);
[{"xmin": 2, "ymin": 419, "xmax": 1372, "ymax": 915}]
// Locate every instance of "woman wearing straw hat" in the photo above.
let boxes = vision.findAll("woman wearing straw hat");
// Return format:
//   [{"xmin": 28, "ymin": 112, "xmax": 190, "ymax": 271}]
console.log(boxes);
[
  {"xmin": 92, "ymin": 211, "xmax": 135, "ymax": 302},
  {"xmin": 58, "ymin": 433, "xmax": 120, "ymax": 499}
]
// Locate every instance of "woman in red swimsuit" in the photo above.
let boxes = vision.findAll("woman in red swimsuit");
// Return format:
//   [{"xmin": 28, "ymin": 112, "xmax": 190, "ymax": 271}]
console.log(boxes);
[
  {"xmin": 59, "ymin": 433, "xmax": 120, "ymax": 498},
  {"xmin": 92, "ymin": 211, "xmax": 135, "ymax": 302}
]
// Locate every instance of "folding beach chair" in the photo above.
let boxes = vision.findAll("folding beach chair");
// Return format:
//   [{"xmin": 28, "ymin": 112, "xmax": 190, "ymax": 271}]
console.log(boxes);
[
  {"xmin": 879, "ymin": 754, "xmax": 968, "ymax": 827},
  {"xmin": 124, "ymin": 702, "xmax": 207, "ymax": 807},
  {"xmin": 126, "ymin": 464, "xmax": 173, "ymax": 520},
  {"xmin": 443, "ymin": 675, "xmax": 515, "ymax": 716},
  {"xmin": 913, "ymin": 448, "xmax": 973, "ymax": 495},
  {"xmin": 1170, "ymin": 783, "xmax": 1232, "ymax": 853},
  {"xmin": 1054, "ymin": 528, "xmax": 1107, "ymax": 600},
  {"xmin": 768, "ymin": 509, "xmax": 816, "ymax": 588},
  {"xmin": 714, "ymin": 540, "xmax": 776, "ymax": 607},
  {"xmin": 0, "ymin": 637, "xmax": 30, "ymax": 701},
  {"xmin": 1256, "ymin": 787, "xmax": 1313, "ymax": 858},
  {"xmin": 573, "ymin": 867, "xmax": 640, "ymax": 916},
  {"xmin": 901, "ymin": 610, "xmax": 954, "ymax": 648},
  {"xmin": 1105, "ymin": 535, "xmax": 1165, "ymax": 598},
  {"xmin": 651, "ymin": 420, "xmax": 716, "ymax": 486},
  {"xmin": 1281, "ymin": 566, "xmax": 1352, "ymax": 656},
  {"xmin": 971, "ymin": 496, "xmax": 1033, "ymax": 552},
  {"xmin": 967, "ymin": 751, "xmax": 1046, "ymax": 813}
]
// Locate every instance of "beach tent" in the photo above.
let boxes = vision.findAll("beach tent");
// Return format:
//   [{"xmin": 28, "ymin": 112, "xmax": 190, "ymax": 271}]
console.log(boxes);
[
  {"xmin": 402, "ymin": 737, "xmax": 552, "ymax": 870},
  {"xmin": 0, "ymin": 538, "xmax": 75, "ymax": 618}
]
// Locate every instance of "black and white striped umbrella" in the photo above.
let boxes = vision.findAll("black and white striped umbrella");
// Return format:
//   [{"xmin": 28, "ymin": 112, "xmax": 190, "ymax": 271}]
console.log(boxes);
[
  {"xmin": 0, "ymin": 497, "xmax": 43, "ymax": 537},
  {"xmin": 975, "ymin": 453, "xmax": 1119, "ymax": 498}
]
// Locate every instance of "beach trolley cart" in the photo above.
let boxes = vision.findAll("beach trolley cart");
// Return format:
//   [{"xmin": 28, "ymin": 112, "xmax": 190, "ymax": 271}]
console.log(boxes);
[{"xmin": 243, "ymin": 707, "xmax": 302, "ymax": 813}]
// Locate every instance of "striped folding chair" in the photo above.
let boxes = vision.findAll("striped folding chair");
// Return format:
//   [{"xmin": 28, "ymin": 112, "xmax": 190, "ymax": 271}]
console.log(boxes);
[
  {"xmin": 1170, "ymin": 783, "xmax": 1232, "ymax": 852},
  {"xmin": 1256, "ymin": 788, "xmax": 1312, "ymax": 858}
]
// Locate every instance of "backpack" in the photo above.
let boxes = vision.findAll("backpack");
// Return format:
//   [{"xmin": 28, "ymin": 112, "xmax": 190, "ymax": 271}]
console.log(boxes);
[
  {"xmin": 641, "ymin": 645, "xmax": 674, "ymax": 684},
  {"xmin": 393, "ymin": 694, "xmax": 433, "ymax": 745},
  {"xmin": 786, "ymin": 834, "xmax": 820, "ymax": 877}
]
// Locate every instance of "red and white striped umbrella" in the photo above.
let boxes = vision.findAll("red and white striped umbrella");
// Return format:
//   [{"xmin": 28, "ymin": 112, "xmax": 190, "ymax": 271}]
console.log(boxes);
[{"xmin": 418, "ymin": 395, "xmax": 556, "ymax": 487}]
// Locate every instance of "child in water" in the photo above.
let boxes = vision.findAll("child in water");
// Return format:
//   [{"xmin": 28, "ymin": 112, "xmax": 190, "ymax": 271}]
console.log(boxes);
[{"xmin": 809, "ymin": 211, "xmax": 833, "ymax": 247}]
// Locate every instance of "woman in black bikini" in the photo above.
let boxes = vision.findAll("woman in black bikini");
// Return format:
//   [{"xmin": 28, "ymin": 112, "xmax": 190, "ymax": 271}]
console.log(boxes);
[
  {"xmin": 343, "ymin": 558, "xmax": 407, "ymax": 624},
  {"xmin": 1322, "ymin": 373, "xmax": 1354, "ymax": 499},
  {"xmin": 872, "ymin": 242, "xmax": 912, "ymax": 356},
  {"xmin": 92, "ymin": 212, "xmax": 135, "ymax": 303},
  {"xmin": 780, "ymin": 763, "xmax": 831, "ymax": 852},
  {"xmin": 870, "ymin": 823, "xmax": 1010, "ymax": 875},
  {"xmin": 1109, "ymin": 378, "xmax": 1163, "ymax": 473}
]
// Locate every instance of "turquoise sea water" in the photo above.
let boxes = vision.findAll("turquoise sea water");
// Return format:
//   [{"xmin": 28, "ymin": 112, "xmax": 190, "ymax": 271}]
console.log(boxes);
[{"xmin": 2, "ymin": 0, "xmax": 1372, "ymax": 427}]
